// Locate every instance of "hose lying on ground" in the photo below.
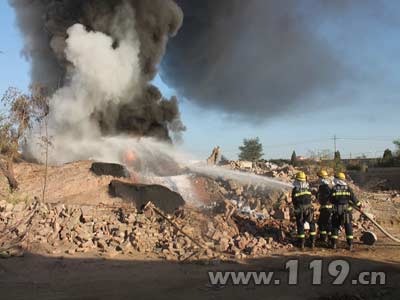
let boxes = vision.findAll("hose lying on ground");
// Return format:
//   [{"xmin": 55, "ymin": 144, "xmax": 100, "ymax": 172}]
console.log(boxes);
[{"xmin": 353, "ymin": 206, "xmax": 400, "ymax": 244}]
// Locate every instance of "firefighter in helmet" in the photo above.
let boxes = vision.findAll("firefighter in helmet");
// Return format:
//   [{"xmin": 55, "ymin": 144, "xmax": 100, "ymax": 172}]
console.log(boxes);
[
  {"xmin": 330, "ymin": 172, "xmax": 362, "ymax": 250},
  {"xmin": 292, "ymin": 171, "xmax": 317, "ymax": 249},
  {"xmin": 316, "ymin": 170, "xmax": 332, "ymax": 244}
]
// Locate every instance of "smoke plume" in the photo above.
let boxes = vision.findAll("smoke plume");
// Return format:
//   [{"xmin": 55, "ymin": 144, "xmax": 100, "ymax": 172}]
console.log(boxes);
[
  {"xmin": 9, "ymin": 0, "xmax": 185, "ymax": 144},
  {"xmin": 161, "ymin": 0, "xmax": 363, "ymax": 120}
]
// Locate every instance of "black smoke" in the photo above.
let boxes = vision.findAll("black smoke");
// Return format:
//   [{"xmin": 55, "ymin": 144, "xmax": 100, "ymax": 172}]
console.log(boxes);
[
  {"xmin": 9, "ymin": 0, "xmax": 185, "ymax": 141},
  {"xmin": 161, "ymin": 0, "xmax": 362, "ymax": 120}
]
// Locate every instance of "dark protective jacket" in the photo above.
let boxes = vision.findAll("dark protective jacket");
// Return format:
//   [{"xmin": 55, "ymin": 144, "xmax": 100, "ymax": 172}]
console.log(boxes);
[
  {"xmin": 317, "ymin": 183, "xmax": 332, "ymax": 206},
  {"xmin": 292, "ymin": 185, "xmax": 313, "ymax": 207},
  {"xmin": 330, "ymin": 184, "xmax": 360, "ymax": 207}
]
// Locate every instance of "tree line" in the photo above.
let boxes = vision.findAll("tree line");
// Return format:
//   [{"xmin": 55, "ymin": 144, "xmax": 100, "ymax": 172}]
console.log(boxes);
[{"xmin": 237, "ymin": 137, "xmax": 400, "ymax": 169}]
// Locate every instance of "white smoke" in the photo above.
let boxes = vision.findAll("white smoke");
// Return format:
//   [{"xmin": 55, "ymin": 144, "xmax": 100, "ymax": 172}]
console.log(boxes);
[
  {"xmin": 50, "ymin": 21, "xmax": 141, "ymax": 135},
  {"xmin": 28, "ymin": 4, "xmax": 143, "ymax": 164}
]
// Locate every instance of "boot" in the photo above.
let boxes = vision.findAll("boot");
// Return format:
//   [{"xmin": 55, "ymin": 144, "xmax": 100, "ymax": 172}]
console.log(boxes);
[
  {"xmin": 331, "ymin": 239, "xmax": 337, "ymax": 250},
  {"xmin": 299, "ymin": 238, "xmax": 305, "ymax": 249},
  {"xmin": 347, "ymin": 240, "xmax": 353, "ymax": 251},
  {"xmin": 323, "ymin": 234, "xmax": 328, "ymax": 243},
  {"xmin": 310, "ymin": 237, "xmax": 316, "ymax": 249},
  {"xmin": 318, "ymin": 234, "xmax": 326, "ymax": 242}
]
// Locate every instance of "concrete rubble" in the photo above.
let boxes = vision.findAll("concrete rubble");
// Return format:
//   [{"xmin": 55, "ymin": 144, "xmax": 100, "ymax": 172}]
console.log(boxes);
[
  {"xmin": 0, "ymin": 198, "xmax": 300, "ymax": 261},
  {"xmin": 211, "ymin": 176, "xmax": 291, "ymax": 220},
  {"xmin": 224, "ymin": 160, "xmax": 296, "ymax": 182}
]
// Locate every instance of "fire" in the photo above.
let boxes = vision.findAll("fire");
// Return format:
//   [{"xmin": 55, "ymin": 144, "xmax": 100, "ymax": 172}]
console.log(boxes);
[{"xmin": 122, "ymin": 150, "xmax": 137, "ymax": 166}]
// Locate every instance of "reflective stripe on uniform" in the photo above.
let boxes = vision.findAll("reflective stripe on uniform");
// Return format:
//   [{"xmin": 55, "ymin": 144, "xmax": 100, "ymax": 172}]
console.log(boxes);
[
  {"xmin": 320, "ymin": 231, "xmax": 327, "ymax": 235},
  {"xmin": 346, "ymin": 235, "xmax": 353, "ymax": 239},
  {"xmin": 310, "ymin": 232, "xmax": 317, "ymax": 236},
  {"xmin": 332, "ymin": 191, "xmax": 351, "ymax": 197},
  {"xmin": 331, "ymin": 235, "xmax": 338, "ymax": 239},
  {"xmin": 321, "ymin": 205, "xmax": 333, "ymax": 209},
  {"xmin": 347, "ymin": 207, "xmax": 353, "ymax": 211},
  {"xmin": 294, "ymin": 191, "xmax": 312, "ymax": 197},
  {"xmin": 349, "ymin": 200, "xmax": 361, "ymax": 208},
  {"xmin": 297, "ymin": 234, "xmax": 305, "ymax": 238}
]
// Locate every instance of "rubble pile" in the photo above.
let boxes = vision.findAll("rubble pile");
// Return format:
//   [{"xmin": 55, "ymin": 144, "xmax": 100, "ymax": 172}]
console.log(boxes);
[
  {"xmin": 213, "ymin": 178, "xmax": 291, "ymax": 219},
  {"xmin": 0, "ymin": 199, "xmax": 296, "ymax": 261},
  {"xmin": 207, "ymin": 213, "xmax": 295, "ymax": 259},
  {"xmin": 225, "ymin": 160, "xmax": 296, "ymax": 182}
]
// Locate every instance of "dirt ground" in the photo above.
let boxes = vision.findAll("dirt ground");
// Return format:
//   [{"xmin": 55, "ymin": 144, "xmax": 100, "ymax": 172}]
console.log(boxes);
[
  {"xmin": 1, "ymin": 161, "xmax": 399, "ymax": 299},
  {"xmin": 0, "ymin": 245, "xmax": 399, "ymax": 300},
  {"xmin": 349, "ymin": 168, "xmax": 400, "ymax": 191}
]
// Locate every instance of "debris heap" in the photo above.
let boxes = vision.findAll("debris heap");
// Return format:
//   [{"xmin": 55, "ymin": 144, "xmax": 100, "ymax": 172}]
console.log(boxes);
[
  {"xmin": 224, "ymin": 160, "xmax": 296, "ymax": 182},
  {"xmin": 0, "ymin": 199, "xmax": 297, "ymax": 260}
]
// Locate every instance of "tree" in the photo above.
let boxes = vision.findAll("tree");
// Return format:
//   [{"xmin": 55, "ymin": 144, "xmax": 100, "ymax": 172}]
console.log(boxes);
[
  {"xmin": 0, "ymin": 117, "xmax": 19, "ymax": 190},
  {"xmin": 0, "ymin": 86, "xmax": 49, "ymax": 193},
  {"xmin": 334, "ymin": 150, "xmax": 341, "ymax": 166},
  {"xmin": 394, "ymin": 139, "xmax": 400, "ymax": 157},
  {"xmin": 334, "ymin": 150, "xmax": 341, "ymax": 162},
  {"xmin": 238, "ymin": 137, "xmax": 263, "ymax": 162},
  {"xmin": 219, "ymin": 155, "xmax": 229, "ymax": 165},
  {"xmin": 381, "ymin": 148, "xmax": 394, "ymax": 167},
  {"xmin": 290, "ymin": 150, "xmax": 297, "ymax": 166},
  {"xmin": 333, "ymin": 150, "xmax": 345, "ymax": 172}
]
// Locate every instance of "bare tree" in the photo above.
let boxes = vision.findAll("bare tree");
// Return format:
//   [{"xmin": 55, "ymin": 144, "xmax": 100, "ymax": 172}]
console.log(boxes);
[
  {"xmin": 0, "ymin": 86, "xmax": 49, "ymax": 194},
  {"xmin": 0, "ymin": 88, "xmax": 31, "ymax": 191},
  {"xmin": 31, "ymin": 85, "xmax": 51, "ymax": 201}
]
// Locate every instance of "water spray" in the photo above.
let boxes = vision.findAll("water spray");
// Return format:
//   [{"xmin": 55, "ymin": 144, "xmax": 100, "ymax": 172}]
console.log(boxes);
[{"xmin": 188, "ymin": 164, "xmax": 294, "ymax": 190}]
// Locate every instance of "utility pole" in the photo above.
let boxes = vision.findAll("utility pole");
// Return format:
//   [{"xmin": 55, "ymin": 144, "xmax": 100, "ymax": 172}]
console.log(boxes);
[
  {"xmin": 333, "ymin": 134, "xmax": 337, "ymax": 154},
  {"xmin": 333, "ymin": 134, "xmax": 338, "ymax": 171}
]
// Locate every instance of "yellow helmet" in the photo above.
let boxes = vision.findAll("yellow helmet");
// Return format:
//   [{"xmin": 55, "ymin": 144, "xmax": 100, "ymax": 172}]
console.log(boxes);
[
  {"xmin": 318, "ymin": 170, "xmax": 329, "ymax": 179},
  {"xmin": 296, "ymin": 171, "xmax": 307, "ymax": 182},
  {"xmin": 335, "ymin": 172, "xmax": 346, "ymax": 181}
]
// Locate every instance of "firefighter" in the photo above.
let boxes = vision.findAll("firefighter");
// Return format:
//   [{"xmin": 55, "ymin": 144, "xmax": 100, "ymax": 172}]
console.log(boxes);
[
  {"xmin": 330, "ymin": 172, "xmax": 362, "ymax": 250},
  {"xmin": 292, "ymin": 171, "xmax": 316, "ymax": 249},
  {"xmin": 316, "ymin": 170, "xmax": 332, "ymax": 243}
]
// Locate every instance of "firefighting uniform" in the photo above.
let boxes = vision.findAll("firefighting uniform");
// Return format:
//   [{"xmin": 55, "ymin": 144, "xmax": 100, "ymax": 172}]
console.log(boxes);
[
  {"xmin": 317, "ymin": 179, "xmax": 332, "ymax": 239},
  {"xmin": 292, "ymin": 182, "xmax": 316, "ymax": 240},
  {"xmin": 330, "ymin": 181, "xmax": 361, "ymax": 245}
]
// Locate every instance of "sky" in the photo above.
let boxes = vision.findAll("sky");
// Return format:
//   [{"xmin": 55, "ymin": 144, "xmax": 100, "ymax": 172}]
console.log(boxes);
[{"xmin": 1, "ymin": 1, "xmax": 399, "ymax": 160}]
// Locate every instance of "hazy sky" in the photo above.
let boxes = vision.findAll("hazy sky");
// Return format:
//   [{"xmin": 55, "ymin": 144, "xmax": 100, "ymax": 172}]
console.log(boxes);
[{"xmin": 1, "ymin": 1, "xmax": 399, "ymax": 160}]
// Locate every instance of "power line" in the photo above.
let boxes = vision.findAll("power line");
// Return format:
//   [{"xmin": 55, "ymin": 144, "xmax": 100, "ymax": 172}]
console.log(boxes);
[
  {"xmin": 333, "ymin": 134, "xmax": 337, "ymax": 154},
  {"xmin": 331, "ymin": 136, "xmax": 397, "ymax": 142}
]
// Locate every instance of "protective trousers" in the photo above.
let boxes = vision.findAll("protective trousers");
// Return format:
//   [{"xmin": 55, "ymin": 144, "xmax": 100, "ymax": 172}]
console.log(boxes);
[
  {"xmin": 331, "ymin": 204, "xmax": 353, "ymax": 244},
  {"xmin": 295, "ymin": 205, "xmax": 316, "ymax": 240},
  {"xmin": 318, "ymin": 207, "xmax": 333, "ymax": 238}
]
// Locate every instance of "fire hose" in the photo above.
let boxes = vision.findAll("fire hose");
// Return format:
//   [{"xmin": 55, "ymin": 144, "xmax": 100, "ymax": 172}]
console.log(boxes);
[{"xmin": 353, "ymin": 206, "xmax": 400, "ymax": 244}]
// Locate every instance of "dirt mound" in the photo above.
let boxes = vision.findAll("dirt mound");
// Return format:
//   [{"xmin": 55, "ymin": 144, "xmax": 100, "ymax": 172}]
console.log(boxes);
[
  {"xmin": 348, "ymin": 168, "xmax": 400, "ymax": 191},
  {"xmin": 109, "ymin": 180, "xmax": 185, "ymax": 213},
  {"xmin": 0, "ymin": 161, "xmax": 122, "ymax": 206}
]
